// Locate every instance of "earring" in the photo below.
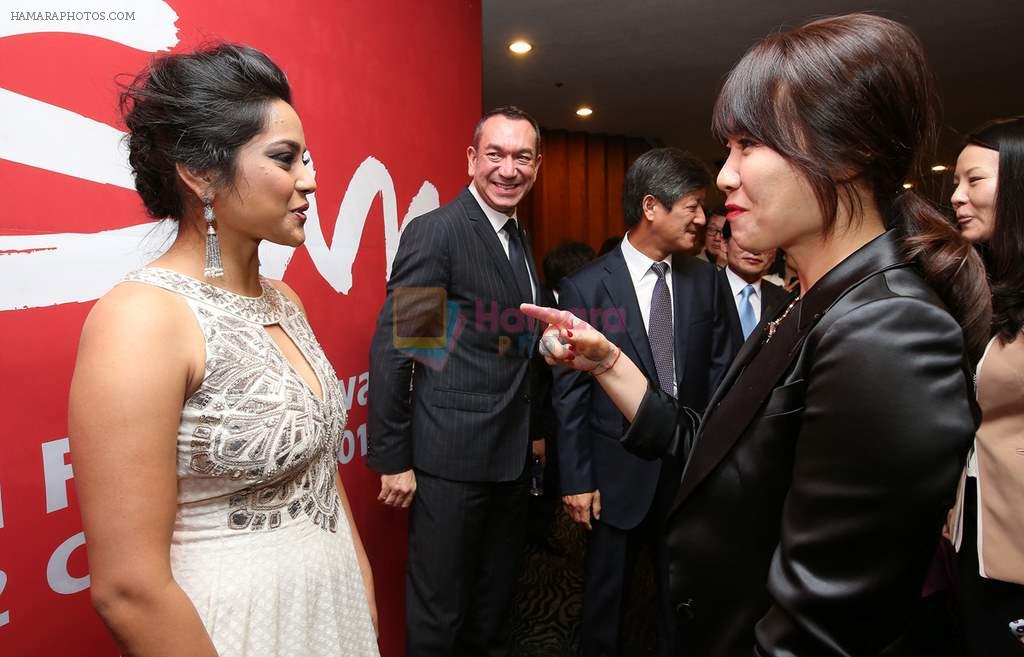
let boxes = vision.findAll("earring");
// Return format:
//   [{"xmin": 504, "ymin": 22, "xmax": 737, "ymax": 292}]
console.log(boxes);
[{"xmin": 202, "ymin": 193, "xmax": 224, "ymax": 278}]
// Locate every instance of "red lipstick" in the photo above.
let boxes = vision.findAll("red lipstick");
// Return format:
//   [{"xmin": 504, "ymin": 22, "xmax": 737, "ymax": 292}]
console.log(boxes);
[{"xmin": 725, "ymin": 204, "xmax": 746, "ymax": 220}]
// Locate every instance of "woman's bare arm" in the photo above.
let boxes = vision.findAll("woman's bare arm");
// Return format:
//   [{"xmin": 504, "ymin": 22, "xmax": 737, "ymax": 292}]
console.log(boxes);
[{"xmin": 69, "ymin": 284, "xmax": 218, "ymax": 657}]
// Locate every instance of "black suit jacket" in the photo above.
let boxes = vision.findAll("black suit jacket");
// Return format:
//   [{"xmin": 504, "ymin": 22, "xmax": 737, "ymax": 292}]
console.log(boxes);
[
  {"xmin": 622, "ymin": 230, "xmax": 979, "ymax": 656},
  {"xmin": 553, "ymin": 246, "xmax": 736, "ymax": 530},
  {"xmin": 367, "ymin": 188, "xmax": 542, "ymax": 482},
  {"xmin": 717, "ymin": 268, "xmax": 791, "ymax": 347}
]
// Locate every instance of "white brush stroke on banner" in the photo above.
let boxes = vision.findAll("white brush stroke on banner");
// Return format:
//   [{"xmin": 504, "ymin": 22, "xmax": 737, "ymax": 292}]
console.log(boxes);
[
  {"xmin": 0, "ymin": 88, "xmax": 135, "ymax": 189},
  {"xmin": 0, "ymin": 152, "xmax": 439, "ymax": 310},
  {"xmin": 0, "ymin": 154, "xmax": 439, "ymax": 309},
  {"xmin": 0, "ymin": 14, "xmax": 441, "ymax": 310},
  {"xmin": 304, "ymin": 157, "xmax": 440, "ymax": 293},
  {"xmin": 0, "ymin": 0, "xmax": 180, "ymax": 52},
  {"xmin": 0, "ymin": 222, "xmax": 178, "ymax": 309}
]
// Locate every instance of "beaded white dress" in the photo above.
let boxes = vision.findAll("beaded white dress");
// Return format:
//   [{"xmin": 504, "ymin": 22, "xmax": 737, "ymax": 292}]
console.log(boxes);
[{"xmin": 122, "ymin": 267, "xmax": 379, "ymax": 657}]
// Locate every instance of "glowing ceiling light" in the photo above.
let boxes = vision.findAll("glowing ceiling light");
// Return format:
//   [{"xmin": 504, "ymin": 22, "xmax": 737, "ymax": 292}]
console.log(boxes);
[
  {"xmin": 575, "ymin": 106, "xmax": 593, "ymax": 117},
  {"xmin": 931, "ymin": 165, "xmax": 948, "ymax": 172},
  {"xmin": 509, "ymin": 40, "xmax": 532, "ymax": 54},
  {"xmin": 902, "ymin": 182, "xmax": 914, "ymax": 189}
]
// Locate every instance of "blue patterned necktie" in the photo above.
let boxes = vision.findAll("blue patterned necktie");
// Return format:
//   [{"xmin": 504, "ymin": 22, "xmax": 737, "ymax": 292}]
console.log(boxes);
[
  {"xmin": 648, "ymin": 262, "xmax": 675, "ymax": 396},
  {"xmin": 739, "ymin": 284, "xmax": 758, "ymax": 339}
]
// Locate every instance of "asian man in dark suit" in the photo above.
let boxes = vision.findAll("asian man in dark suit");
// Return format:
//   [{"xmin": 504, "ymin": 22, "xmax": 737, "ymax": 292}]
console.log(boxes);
[
  {"xmin": 553, "ymin": 148, "xmax": 737, "ymax": 657},
  {"xmin": 718, "ymin": 222, "xmax": 790, "ymax": 345},
  {"xmin": 367, "ymin": 107, "xmax": 545, "ymax": 657},
  {"xmin": 526, "ymin": 241, "xmax": 597, "ymax": 552}
]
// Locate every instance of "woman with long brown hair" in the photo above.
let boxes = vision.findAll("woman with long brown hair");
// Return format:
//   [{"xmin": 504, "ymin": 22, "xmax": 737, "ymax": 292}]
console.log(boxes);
[
  {"xmin": 524, "ymin": 13, "xmax": 989, "ymax": 657},
  {"xmin": 947, "ymin": 116, "xmax": 1024, "ymax": 656}
]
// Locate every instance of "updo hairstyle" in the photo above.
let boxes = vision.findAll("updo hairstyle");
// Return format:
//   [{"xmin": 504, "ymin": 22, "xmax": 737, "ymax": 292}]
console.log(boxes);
[{"xmin": 119, "ymin": 43, "xmax": 292, "ymax": 220}]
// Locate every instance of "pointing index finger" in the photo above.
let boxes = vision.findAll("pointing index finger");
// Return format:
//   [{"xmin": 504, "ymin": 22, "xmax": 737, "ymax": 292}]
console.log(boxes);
[{"xmin": 520, "ymin": 303, "xmax": 578, "ymax": 330}]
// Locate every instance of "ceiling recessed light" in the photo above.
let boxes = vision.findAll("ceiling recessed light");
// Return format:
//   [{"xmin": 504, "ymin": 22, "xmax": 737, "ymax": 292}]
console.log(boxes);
[
  {"xmin": 902, "ymin": 182, "xmax": 914, "ymax": 189},
  {"xmin": 576, "ymin": 106, "xmax": 593, "ymax": 117},
  {"xmin": 509, "ymin": 40, "xmax": 532, "ymax": 54},
  {"xmin": 930, "ymin": 165, "xmax": 948, "ymax": 172}
]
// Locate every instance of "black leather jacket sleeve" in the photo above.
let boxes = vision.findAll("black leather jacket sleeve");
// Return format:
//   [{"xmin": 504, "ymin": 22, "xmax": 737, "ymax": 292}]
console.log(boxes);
[
  {"xmin": 618, "ymin": 381, "xmax": 701, "ymax": 461},
  {"xmin": 754, "ymin": 297, "xmax": 975, "ymax": 656}
]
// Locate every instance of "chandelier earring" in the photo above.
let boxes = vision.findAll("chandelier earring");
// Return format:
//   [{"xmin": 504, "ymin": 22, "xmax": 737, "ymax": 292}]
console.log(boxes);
[{"xmin": 202, "ymin": 193, "xmax": 224, "ymax": 278}]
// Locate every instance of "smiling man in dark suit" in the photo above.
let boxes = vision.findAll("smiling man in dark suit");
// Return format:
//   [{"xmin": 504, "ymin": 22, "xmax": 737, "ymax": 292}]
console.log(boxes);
[
  {"xmin": 718, "ymin": 222, "xmax": 790, "ymax": 345},
  {"xmin": 554, "ymin": 147, "xmax": 737, "ymax": 657},
  {"xmin": 367, "ymin": 107, "xmax": 545, "ymax": 657}
]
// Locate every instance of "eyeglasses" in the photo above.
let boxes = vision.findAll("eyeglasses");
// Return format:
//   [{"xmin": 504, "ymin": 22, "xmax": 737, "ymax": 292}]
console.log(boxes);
[{"xmin": 706, "ymin": 228, "xmax": 723, "ymax": 238}]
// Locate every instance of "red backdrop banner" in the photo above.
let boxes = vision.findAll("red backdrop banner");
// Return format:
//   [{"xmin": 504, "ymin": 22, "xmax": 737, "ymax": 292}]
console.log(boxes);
[{"xmin": 0, "ymin": 2, "xmax": 481, "ymax": 656}]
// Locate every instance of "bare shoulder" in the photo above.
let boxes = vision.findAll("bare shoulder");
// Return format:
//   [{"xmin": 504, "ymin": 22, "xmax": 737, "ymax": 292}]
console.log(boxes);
[
  {"xmin": 266, "ymin": 279, "xmax": 307, "ymax": 313},
  {"xmin": 77, "ymin": 281, "xmax": 199, "ymax": 379},
  {"xmin": 70, "ymin": 282, "xmax": 198, "ymax": 593},
  {"xmin": 85, "ymin": 282, "xmax": 187, "ymax": 339}
]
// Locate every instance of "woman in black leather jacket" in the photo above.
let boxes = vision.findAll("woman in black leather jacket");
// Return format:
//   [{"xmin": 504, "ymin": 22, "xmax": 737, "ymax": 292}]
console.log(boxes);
[{"xmin": 524, "ymin": 13, "xmax": 991, "ymax": 657}]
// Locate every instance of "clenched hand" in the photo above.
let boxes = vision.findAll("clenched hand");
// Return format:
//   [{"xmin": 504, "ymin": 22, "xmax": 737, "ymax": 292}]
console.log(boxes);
[
  {"xmin": 378, "ymin": 469, "xmax": 417, "ymax": 508},
  {"xmin": 563, "ymin": 490, "xmax": 601, "ymax": 530}
]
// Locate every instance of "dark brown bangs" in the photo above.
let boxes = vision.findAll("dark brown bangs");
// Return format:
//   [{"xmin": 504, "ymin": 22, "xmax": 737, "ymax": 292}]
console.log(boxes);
[
  {"xmin": 712, "ymin": 31, "xmax": 839, "ymax": 227},
  {"xmin": 712, "ymin": 35, "xmax": 789, "ymax": 151}
]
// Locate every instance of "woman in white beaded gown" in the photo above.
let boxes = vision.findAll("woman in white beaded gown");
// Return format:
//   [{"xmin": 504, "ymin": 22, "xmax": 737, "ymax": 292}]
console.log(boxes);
[{"xmin": 68, "ymin": 44, "xmax": 379, "ymax": 657}]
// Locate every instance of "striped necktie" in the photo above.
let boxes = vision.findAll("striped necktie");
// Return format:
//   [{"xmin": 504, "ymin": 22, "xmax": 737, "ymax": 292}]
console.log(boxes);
[{"xmin": 648, "ymin": 262, "xmax": 675, "ymax": 396}]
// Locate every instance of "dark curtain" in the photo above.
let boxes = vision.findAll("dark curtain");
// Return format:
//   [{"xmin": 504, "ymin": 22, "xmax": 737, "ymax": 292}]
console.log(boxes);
[{"xmin": 520, "ymin": 129, "xmax": 651, "ymax": 284}]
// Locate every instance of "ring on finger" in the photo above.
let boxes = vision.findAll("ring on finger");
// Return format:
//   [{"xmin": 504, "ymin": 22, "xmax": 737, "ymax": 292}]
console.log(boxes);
[{"xmin": 539, "ymin": 334, "xmax": 563, "ymax": 356}]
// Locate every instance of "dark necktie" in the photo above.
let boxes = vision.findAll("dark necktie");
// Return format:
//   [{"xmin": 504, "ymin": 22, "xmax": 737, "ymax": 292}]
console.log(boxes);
[
  {"xmin": 503, "ymin": 218, "xmax": 534, "ymax": 303},
  {"xmin": 648, "ymin": 262, "xmax": 675, "ymax": 396}
]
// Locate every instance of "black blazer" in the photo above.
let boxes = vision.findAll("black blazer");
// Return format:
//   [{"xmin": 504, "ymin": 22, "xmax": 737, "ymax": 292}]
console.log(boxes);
[
  {"xmin": 717, "ymin": 268, "xmax": 791, "ymax": 347},
  {"xmin": 622, "ymin": 230, "xmax": 978, "ymax": 656},
  {"xmin": 367, "ymin": 188, "xmax": 542, "ymax": 482},
  {"xmin": 553, "ymin": 246, "xmax": 736, "ymax": 530}
]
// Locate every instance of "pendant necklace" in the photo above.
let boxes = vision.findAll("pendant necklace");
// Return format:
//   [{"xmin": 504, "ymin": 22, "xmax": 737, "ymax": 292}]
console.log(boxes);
[{"xmin": 764, "ymin": 297, "xmax": 800, "ymax": 344}]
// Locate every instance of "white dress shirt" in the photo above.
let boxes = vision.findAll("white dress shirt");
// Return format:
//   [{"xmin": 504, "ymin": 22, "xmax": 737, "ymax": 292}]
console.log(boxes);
[
  {"xmin": 620, "ymin": 233, "xmax": 676, "ymax": 395},
  {"xmin": 725, "ymin": 266, "xmax": 763, "ymax": 324},
  {"xmin": 468, "ymin": 184, "xmax": 537, "ymax": 301}
]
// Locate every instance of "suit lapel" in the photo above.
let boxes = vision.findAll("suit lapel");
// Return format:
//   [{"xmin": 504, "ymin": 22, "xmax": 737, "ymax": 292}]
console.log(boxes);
[
  {"xmin": 719, "ymin": 269, "xmax": 744, "ymax": 345},
  {"xmin": 697, "ymin": 318, "xmax": 763, "ymax": 426},
  {"xmin": 760, "ymin": 283, "xmax": 791, "ymax": 319},
  {"xmin": 459, "ymin": 189, "xmax": 525, "ymax": 302},
  {"xmin": 601, "ymin": 250, "xmax": 658, "ymax": 380},
  {"xmin": 520, "ymin": 226, "xmax": 543, "ymax": 347},
  {"xmin": 671, "ymin": 255, "xmax": 694, "ymax": 390},
  {"xmin": 671, "ymin": 319, "xmax": 808, "ymax": 514},
  {"xmin": 521, "ymin": 224, "xmax": 540, "ymax": 305}
]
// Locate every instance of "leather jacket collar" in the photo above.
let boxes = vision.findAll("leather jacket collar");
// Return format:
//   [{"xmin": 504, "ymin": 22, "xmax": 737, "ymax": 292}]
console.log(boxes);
[{"xmin": 796, "ymin": 229, "xmax": 910, "ymax": 332}]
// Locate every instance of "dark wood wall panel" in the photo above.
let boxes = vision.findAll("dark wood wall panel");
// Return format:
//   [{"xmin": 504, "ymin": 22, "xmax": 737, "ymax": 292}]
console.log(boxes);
[{"xmin": 519, "ymin": 128, "xmax": 650, "ymax": 284}]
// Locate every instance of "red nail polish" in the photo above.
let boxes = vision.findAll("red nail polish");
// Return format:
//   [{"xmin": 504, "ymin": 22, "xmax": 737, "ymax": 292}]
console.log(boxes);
[{"xmin": 567, "ymin": 330, "xmax": 573, "ymax": 338}]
